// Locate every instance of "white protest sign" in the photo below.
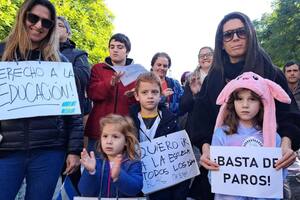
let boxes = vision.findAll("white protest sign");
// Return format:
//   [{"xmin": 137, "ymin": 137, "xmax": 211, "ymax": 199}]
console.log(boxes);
[
  {"xmin": 211, "ymin": 146, "xmax": 283, "ymax": 198},
  {"xmin": 140, "ymin": 130, "xmax": 200, "ymax": 194},
  {"xmin": 0, "ymin": 61, "xmax": 80, "ymax": 120},
  {"xmin": 111, "ymin": 64, "xmax": 148, "ymax": 86}
]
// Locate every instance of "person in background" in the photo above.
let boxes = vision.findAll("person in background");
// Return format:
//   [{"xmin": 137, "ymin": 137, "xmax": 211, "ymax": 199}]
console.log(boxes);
[
  {"xmin": 190, "ymin": 11, "xmax": 299, "ymax": 200},
  {"xmin": 0, "ymin": 0, "xmax": 83, "ymax": 199},
  {"xmin": 180, "ymin": 47, "xmax": 214, "ymax": 200},
  {"xmin": 57, "ymin": 16, "xmax": 91, "ymax": 125},
  {"xmin": 85, "ymin": 33, "xmax": 136, "ymax": 153},
  {"xmin": 180, "ymin": 71, "xmax": 191, "ymax": 87},
  {"xmin": 57, "ymin": 16, "xmax": 91, "ymax": 194},
  {"xmin": 211, "ymin": 72, "xmax": 290, "ymax": 200},
  {"xmin": 283, "ymin": 61, "xmax": 300, "ymax": 110},
  {"xmin": 130, "ymin": 72, "xmax": 189, "ymax": 200},
  {"xmin": 151, "ymin": 52, "xmax": 183, "ymax": 115},
  {"xmin": 79, "ymin": 114, "xmax": 143, "ymax": 197}
]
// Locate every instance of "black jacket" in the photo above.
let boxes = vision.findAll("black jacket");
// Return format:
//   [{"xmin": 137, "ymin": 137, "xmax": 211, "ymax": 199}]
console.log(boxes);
[
  {"xmin": 60, "ymin": 39, "xmax": 91, "ymax": 115},
  {"xmin": 130, "ymin": 104, "xmax": 179, "ymax": 140},
  {"xmin": 0, "ymin": 43, "xmax": 83, "ymax": 154},
  {"xmin": 190, "ymin": 60, "xmax": 300, "ymax": 151}
]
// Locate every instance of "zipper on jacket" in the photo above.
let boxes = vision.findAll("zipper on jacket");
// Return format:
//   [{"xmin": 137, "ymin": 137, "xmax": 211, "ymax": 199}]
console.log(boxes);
[{"xmin": 113, "ymin": 84, "xmax": 119, "ymax": 113}]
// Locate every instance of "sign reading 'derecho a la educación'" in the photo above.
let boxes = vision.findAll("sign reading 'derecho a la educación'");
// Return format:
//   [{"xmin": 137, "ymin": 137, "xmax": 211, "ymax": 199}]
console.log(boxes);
[{"xmin": 0, "ymin": 61, "xmax": 80, "ymax": 120}]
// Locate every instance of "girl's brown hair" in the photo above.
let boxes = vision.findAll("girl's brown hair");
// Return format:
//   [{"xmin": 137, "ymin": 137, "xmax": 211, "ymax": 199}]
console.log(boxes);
[
  {"xmin": 2, "ymin": 0, "xmax": 60, "ymax": 61},
  {"xmin": 98, "ymin": 114, "xmax": 140, "ymax": 160},
  {"xmin": 223, "ymin": 88, "xmax": 264, "ymax": 135}
]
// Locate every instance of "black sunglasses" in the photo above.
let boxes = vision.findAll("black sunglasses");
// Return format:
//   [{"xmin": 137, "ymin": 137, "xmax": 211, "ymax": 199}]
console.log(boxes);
[
  {"xmin": 26, "ymin": 13, "xmax": 54, "ymax": 29},
  {"xmin": 223, "ymin": 27, "xmax": 247, "ymax": 42}
]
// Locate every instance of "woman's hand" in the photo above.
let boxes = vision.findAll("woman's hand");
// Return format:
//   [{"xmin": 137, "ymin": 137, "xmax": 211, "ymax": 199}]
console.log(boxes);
[
  {"xmin": 275, "ymin": 137, "xmax": 297, "ymax": 170},
  {"xmin": 200, "ymin": 143, "xmax": 219, "ymax": 170},
  {"xmin": 111, "ymin": 71, "xmax": 125, "ymax": 86},
  {"xmin": 80, "ymin": 148, "xmax": 96, "ymax": 174},
  {"xmin": 189, "ymin": 74, "xmax": 201, "ymax": 95},
  {"xmin": 111, "ymin": 154, "xmax": 123, "ymax": 182},
  {"xmin": 162, "ymin": 88, "xmax": 174, "ymax": 97}
]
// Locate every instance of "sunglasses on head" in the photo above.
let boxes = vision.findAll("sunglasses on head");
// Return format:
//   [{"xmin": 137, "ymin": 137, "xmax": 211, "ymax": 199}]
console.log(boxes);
[
  {"xmin": 26, "ymin": 13, "xmax": 54, "ymax": 29},
  {"xmin": 222, "ymin": 27, "xmax": 247, "ymax": 42}
]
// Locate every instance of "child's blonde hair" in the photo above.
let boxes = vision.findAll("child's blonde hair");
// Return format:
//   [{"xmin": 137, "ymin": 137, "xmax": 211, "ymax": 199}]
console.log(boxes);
[
  {"xmin": 98, "ymin": 114, "xmax": 140, "ymax": 160},
  {"xmin": 135, "ymin": 72, "xmax": 162, "ymax": 94}
]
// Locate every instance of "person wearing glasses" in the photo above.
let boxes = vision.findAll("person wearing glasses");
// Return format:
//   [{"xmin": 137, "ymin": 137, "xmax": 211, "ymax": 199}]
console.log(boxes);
[
  {"xmin": 0, "ymin": 0, "xmax": 83, "ymax": 199},
  {"xmin": 179, "ymin": 46, "xmax": 214, "ymax": 200},
  {"xmin": 189, "ymin": 12, "xmax": 300, "ymax": 199}
]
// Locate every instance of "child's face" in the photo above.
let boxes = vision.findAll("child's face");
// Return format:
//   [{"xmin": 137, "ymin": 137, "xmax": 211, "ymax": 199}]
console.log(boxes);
[
  {"xmin": 135, "ymin": 81, "xmax": 161, "ymax": 112},
  {"xmin": 101, "ymin": 123, "xmax": 126, "ymax": 161},
  {"xmin": 234, "ymin": 89, "xmax": 260, "ymax": 127}
]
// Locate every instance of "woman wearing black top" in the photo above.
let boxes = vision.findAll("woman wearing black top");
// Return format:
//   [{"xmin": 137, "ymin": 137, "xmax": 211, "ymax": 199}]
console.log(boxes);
[{"xmin": 190, "ymin": 11, "xmax": 299, "ymax": 199}]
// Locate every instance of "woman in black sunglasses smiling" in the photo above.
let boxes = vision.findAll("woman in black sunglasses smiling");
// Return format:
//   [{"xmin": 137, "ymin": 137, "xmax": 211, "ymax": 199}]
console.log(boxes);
[
  {"xmin": 0, "ymin": 0, "xmax": 83, "ymax": 199},
  {"xmin": 189, "ymin": 11, "xmax": 300, "ymax": 199}
]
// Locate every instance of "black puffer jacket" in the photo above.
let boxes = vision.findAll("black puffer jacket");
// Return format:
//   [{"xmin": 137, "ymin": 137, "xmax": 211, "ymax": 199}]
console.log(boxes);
[{"xmin": 0, "ymin": 43, "xmax": 83, "ymax": 154}]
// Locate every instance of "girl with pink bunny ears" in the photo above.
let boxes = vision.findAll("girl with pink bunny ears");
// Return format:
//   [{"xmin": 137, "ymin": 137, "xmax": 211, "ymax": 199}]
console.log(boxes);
[{"xmin": 211, "ymin": 72, "xmax": 290, "ymax": 199}]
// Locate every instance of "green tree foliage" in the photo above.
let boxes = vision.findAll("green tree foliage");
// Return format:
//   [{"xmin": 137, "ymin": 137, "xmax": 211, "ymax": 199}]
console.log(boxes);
[
  {"xmin": 0, "ymin": 0, "xmax": 114, "ymax": 64},
  {"xmin": 254, "ymin": 0, "xmax": 300, "ymax": 68}
]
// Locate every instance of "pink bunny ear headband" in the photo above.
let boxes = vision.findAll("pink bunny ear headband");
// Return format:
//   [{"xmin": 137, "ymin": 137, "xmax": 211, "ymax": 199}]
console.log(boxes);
[{"xmin": 215, "ymin": 72, "xmax": 291, "ymax": 147}]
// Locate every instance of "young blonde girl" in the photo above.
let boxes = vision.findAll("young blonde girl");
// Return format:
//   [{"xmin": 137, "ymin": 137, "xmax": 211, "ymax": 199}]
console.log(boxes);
[
  {"xmin": 78, "ymin": 114, "xmax": 143, "ymax": 198},
  {"xmin": 210, "ymin": 72, "xmax": 291, "ymax": 200}
]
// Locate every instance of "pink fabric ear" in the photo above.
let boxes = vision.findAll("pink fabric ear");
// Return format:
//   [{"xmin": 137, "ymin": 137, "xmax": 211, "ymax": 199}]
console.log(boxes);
[{"xmin": 264, "ymin": 79, "xmax": 291, "ymax": 104}]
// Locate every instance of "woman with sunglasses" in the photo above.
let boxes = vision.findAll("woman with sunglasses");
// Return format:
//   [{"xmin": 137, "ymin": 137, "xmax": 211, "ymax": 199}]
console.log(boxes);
[
  {"xmin": 0, "ymin": 0, "xmax": 83, "ymax": 199},
  {"xmin": 189, "ymin": 12, "xmax": 300, "ymax": 199}
]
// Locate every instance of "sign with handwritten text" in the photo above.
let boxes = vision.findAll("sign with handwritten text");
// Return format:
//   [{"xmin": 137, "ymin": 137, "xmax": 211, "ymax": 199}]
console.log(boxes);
[
  {"xmin": 211, "ymin": 146, "xmax": 283, "ymax": 198},
  {"xmin": 0, "ymin": 61, "xmax": 80, "ymax": 120},
  {"xmin": 111, "ymin": 64, "xmax": 148, "ymax": 86},
  {"xmin": 140, "ymin": 130, "xmax": 200, "ymax": 194}
]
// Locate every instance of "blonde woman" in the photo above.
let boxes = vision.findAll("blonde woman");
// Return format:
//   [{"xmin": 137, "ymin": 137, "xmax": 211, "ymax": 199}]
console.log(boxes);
[{"xmin": 0, "ymin": 0, "xmax": 83, "ymax": 199}]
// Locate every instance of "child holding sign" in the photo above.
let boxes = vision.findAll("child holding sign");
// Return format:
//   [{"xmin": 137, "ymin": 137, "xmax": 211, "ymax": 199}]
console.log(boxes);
[
  {"xmin": 78, "ymin": 114, "xmax": 143, "ymax": 197},
  {"xmin": 130, "ymin": 72, "xmax": 189, "ymax": 200},
  {"xmin": 211, "ymin": 72, "xmax": 291, "ymax": 199}
]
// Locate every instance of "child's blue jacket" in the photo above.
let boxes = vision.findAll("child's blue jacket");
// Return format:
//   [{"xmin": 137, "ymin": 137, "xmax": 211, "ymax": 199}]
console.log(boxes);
[{"xmin": 79, "ymin": 158, "xmax": 143, "ymax": 197}]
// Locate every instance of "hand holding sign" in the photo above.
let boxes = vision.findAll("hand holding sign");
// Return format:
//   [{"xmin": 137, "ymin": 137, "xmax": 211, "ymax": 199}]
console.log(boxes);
[
  {"xmin": 275, "ymin": 138, "xmax": 297, "ymax": 170},
  {"xmin": 111, "ymin": 64, "xmax": 148, "ymax": 86},
  {"xmin": 199, "ymin": 143, "xmax": 219, "ymax": 171}
]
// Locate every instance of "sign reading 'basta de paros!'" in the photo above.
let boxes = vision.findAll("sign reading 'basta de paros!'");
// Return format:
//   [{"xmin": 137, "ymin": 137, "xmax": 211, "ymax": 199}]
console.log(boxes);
[
  {"xmin": 0, "ymin": 61, "xmax": 80, "ymax": 120},
  {"xmin": 140, "ymin": 130, "xmax": 200, "ymax": 194},
  {"xmin": 211, "ymin": 146, "xmax": 283, "ymax": 199}
]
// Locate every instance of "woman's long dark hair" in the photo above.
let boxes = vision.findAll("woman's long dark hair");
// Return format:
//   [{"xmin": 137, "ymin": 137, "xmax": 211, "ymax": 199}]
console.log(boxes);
[{"xmin": 210, "ymin": 12, "xmax": 276, "ymax": 83}]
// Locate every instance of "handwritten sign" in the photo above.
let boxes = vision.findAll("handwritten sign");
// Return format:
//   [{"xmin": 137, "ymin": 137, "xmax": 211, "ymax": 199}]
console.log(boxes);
[
  {"xmin": 140, "ymin": 130, "xmax": 200, "ymax": 194},
  {"xmin": 0, "ymin": 61, "xmax": 80, "ymax": 120},
  {"xmin": 211, "ymin": 146, "xmax": 283, "ymax": 198},
  {"xmin": 111, "ymin": 64, "xmax": 148, "ymax": 86}
]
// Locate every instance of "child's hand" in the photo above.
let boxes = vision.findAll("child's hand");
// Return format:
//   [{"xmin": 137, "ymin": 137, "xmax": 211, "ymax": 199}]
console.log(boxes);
[
  {"xmin": 80, "ymin": 148, "xmax": 96, "ymax": 174},
  {"xmin": 111, "ymin": 154, "xmax": 122, "ymax": 182}
]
